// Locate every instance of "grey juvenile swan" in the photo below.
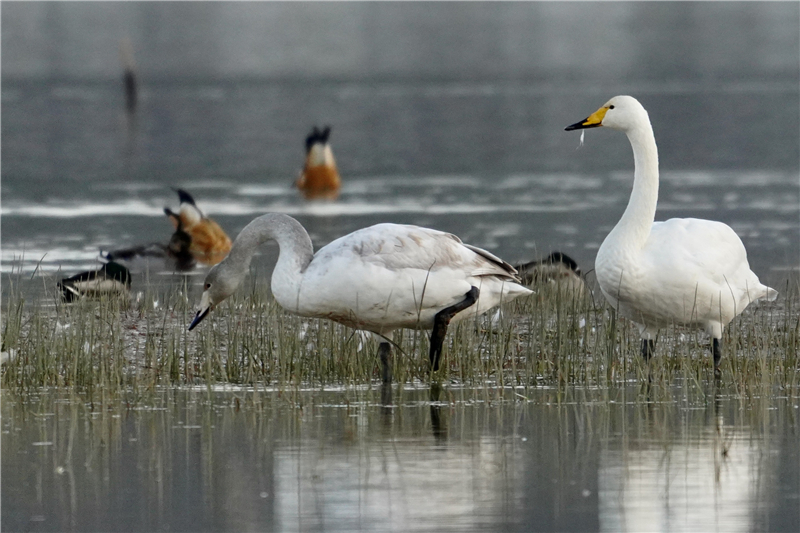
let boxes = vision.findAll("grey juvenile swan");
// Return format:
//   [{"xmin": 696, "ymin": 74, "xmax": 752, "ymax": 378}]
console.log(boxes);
[{"xmin": 188, "ymin": 213, "xmax": 532, "ymax": 382}]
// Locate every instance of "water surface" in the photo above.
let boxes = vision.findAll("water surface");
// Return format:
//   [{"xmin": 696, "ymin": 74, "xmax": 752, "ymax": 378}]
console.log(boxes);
[
  {"xmin": 2, "ymin": 3, "xmax": 799, "ymax": 294},
  {"xmin": 3, "ymin": 385, "xmax": 798, "ymax": 532},
  {"xmin": 2, "ymin": 81, "xmax": 798, "ymax": 290}
]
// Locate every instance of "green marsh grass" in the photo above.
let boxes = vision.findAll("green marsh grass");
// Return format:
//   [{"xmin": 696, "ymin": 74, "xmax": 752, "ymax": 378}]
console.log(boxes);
[{"xmin": 2, "ymin": 271, "xmax": 799, "ymax": 398}]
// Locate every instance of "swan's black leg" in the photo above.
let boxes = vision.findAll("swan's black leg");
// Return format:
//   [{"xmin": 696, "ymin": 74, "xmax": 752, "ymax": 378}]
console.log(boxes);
[
  {"xmin": 712, "ymin": 338, "xmax": 722, "ymax": 377},
  {"xmin": 641, "ymin": 339, "xmax": 656, "ymax": 361},
  {"xmin": 640, "ymin": 339, "xmax": 656, "ymax": 384},
  {"xmin": 378, "ymin": 342, "xmax": 392, "ymax": 384},
  {"xmin": 430, "ymin": 287, "xmax": 480, "ymax": 372}
]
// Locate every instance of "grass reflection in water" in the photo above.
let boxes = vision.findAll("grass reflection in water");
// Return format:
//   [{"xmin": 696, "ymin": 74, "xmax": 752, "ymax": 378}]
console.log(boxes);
[{"xmin": 1, "ymin": 385, "xmax": 798, "ymax": 532}]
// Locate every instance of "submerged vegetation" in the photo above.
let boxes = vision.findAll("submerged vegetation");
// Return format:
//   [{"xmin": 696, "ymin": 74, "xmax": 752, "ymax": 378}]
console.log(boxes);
[{"xmin": 2, "ymin": 270, "xmax": 799, "ymax": 398}]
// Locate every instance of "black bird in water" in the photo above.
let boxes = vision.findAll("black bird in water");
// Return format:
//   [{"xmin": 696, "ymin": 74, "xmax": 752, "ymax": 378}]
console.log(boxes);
[
  {"xmin": 104, "ymin": 224, "xmax": 196, "ymax": 272},
  {"xmin": 58, "ymin": 261, "xmax": 132, "ymax": 302},
  {"xmin": 514, "ymin": 251, "xmax": 586, "ymax": 296}
]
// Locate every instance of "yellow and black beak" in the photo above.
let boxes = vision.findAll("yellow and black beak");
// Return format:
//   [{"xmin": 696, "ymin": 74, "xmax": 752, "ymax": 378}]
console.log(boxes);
[{"xmin": 565, "ymin": 106, "xmax": 609, "ymax": 131}]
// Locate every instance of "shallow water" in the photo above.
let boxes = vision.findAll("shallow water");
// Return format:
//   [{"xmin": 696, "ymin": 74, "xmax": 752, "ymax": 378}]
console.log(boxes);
[
  {"xmin": 2, "ymin": 385, "xmax": 799, "ymax": 532},
  {"xmin": 2, "ymin": 81, "xmax": 798, "ymax": 299}
]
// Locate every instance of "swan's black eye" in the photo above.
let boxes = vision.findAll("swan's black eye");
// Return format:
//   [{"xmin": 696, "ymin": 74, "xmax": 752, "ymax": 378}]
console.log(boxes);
[
  {"xmin": 609, "ymin": 105, "xmax": 615, "ymax": 110},
  {"xmin": 204, "ymin": 283, "xmax": 211, "ymax": 290}
]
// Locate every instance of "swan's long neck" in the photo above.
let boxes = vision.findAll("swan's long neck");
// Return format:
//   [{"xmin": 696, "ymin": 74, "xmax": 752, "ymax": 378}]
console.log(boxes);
[
  {"xmin": 224, "ymin": 214, "xmax": 314, "ymax": 301},
  {"xmin": 608, "ymin": 121, "xmax": 659, "ymax": 250}
]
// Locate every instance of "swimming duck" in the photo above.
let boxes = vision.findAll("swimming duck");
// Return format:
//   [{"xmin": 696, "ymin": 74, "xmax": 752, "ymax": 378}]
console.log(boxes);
[
  {"xmin": 164, "ymin": 188, "xmax": 232, "ymax": 266},
  {"xmin": 515, "ymin": 251, "xmax": 586, "ymax": 297},
  {"xmin": 566, "ymin": 95, "xmax": 777, "ymax": 375},
  {"xmin": 295, "ymin": 126, "xmax": 341, "ymax": 200},
  {"xmin": 188, "ymin": 213, "xmax": 532, "ymax": 382},
  {"xmin": 58, "ymin": 261, "xmax": 132, "ymax": 302},
  {"xmin": 105, "ymin": 223, "xmax": 196, "ymax": 272}
]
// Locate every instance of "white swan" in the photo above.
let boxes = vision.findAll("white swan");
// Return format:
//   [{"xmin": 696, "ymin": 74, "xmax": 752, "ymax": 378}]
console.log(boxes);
[
  {"xmin": 566, "ymin": 95, "xmax": 777, "ymax": 375},
  {"xmin": 188, "ymin": 213, "xmax": 532, "ymax": 382}
]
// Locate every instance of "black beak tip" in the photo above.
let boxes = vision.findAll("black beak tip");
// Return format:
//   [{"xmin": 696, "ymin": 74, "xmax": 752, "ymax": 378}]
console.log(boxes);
[
  {"xmin": 565, "ymin": 121, "xmax": 584, "ymax": 132},
  {"xmin": 188, "ymin": 308, "xmax": 209, "ymax": 331}
]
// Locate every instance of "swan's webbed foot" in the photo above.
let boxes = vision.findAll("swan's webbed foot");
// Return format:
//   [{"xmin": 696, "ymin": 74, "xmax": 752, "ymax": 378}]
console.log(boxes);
[
  {"xmin": 429, "ymin": 287, "xmax": 480, "ymax": 372},
  {"xmin": 378, "ymin": 342, "xmax": 392, "ymax": 384},
  {"xmin": 712, "ymin": 338, "xmax": 722, "ymax": 377},
  {"xmin": 641, "ymin": 339, "xmax": 656, "ymax": 361}
]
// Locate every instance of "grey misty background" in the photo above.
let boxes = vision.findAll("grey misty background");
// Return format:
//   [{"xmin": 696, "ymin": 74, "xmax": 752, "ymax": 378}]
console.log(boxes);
[
  {"xmin": 4, "ymin": 3, "xmax": 797, "ymax": 85},
  {"xmin": 3, "ymin": 2, "xmax": 798, "ymax": 179}
]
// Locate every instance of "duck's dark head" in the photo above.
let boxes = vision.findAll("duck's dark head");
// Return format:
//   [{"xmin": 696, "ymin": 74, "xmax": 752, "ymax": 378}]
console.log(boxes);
[
  {"xmin": 305, "ymin": 125, "xmax": 332, "ymax": 153},
  {"xmin": 545, "ymin": 252, "xmax": 581, "ymax": 275},
  {"xmin": 102, "ymin": 261, "xmax": 132, "ymax": 286}
]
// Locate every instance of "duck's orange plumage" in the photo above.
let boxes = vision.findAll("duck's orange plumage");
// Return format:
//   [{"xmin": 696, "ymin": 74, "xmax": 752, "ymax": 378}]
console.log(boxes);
[
  {"xmin": 295, "ymin": 126, "xmax": 341, "ymax": 200},
  {"xmin": 165, "ymin": 189, "xmax": 232, "ymax": 266}
]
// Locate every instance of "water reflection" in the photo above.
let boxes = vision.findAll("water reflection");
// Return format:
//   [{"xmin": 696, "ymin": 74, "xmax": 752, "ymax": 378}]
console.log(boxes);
[
  {"xmin": 2, "ymin": 386, "xmax": 798, "ymax": 532},
  {"xmin": 597, "ymin": 388, "xmax": 776, "ymax": 532}
]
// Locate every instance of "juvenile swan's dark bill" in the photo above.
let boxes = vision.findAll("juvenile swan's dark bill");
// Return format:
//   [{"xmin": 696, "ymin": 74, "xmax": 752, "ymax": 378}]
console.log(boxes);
[{"xmin": 188, "ymin": 308, "xmax": 210, "ymax": 331}]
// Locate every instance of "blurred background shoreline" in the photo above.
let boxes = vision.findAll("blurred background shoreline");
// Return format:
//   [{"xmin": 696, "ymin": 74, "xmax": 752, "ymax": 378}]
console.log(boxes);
[{"xmin": 4, "ymin": 3, "xmax": 798, "ymax": 82}]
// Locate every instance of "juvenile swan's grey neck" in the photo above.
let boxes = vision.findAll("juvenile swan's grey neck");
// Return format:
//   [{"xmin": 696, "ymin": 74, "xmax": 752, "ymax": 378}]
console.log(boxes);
[
  {"xmin": 226, "ymin": 213, "xmax": 314, "ymax": 262},
  {"xmin": 226, "ymin": 213, "xmax": 314, "ymax": 274},
  {"xmin": 214, "ymin": 214, "xmax": 314, "ymax": 310}
]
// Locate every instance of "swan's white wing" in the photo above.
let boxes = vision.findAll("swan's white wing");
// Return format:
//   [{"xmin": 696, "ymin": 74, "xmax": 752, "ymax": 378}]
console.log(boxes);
[
  {"xmin": 645, "ymin": 218, "xmax": 761, "ymax": 289},
  {"xmin": 633, "ymin": 218, "xmax": 774, "ymax": 327},
  {"xmin": 296, "ymin": 223, "xmax": 529, "ymax": 331},
  {"xmin": 316, "ymin": 224, "xmax": 518, "ymax": 280}
]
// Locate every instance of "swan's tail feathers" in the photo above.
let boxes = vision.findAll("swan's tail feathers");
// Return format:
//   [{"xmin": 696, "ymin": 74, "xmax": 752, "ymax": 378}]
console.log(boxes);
[
  {"xmin": 505, "ymin": 282, "xmax": 535, "ymax": 299},
  {"xmin": 764, "ymin": 286, "xmax": 778, "ymax": 302},
  {"xmin": 750, "ymin": 282, "xmax": 779, "ymax": 304},
  {"xmin": 462, "ymin": 243, "xmax": 520, "ymax": 279}
]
